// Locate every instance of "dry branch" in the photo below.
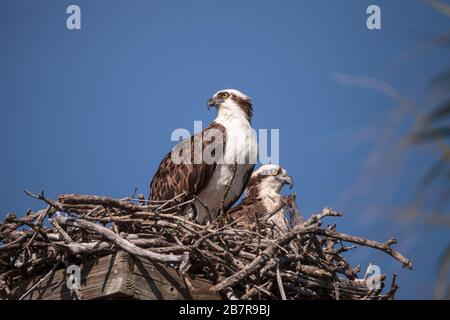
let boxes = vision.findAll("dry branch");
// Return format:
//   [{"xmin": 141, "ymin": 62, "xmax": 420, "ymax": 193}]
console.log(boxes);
[{"xmin": 0, "ymin": 192, "xmax": 411, "ymax": 300}]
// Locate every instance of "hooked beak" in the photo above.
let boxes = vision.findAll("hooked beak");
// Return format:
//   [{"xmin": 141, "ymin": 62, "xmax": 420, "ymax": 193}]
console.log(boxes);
[
  {"xmin": 207, "ymin": 97, "xmax": 217, "ymax": 110},
  {"xmin": 283, "ymin": 175, "xmax": 294, "ymax": 189}
]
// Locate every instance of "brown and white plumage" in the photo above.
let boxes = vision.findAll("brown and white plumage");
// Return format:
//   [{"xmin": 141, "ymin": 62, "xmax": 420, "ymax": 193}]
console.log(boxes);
[
  {"xmin": 227, "ymin": 164, "xmax": 295, "ymax": 233},
  {"xmin": 149, "ymin": 89, "xmax": 258, "ymax": 224}
]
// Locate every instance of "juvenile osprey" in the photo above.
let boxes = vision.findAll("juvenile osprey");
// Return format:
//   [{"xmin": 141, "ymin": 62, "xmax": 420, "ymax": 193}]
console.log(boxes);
[
  {"xmin": 149, "ymin": 89, "xmax": 258, "ymax": 224},
  {"xmin": 227, "ymin": 164, "xmax": 296, "ymax": 233}
]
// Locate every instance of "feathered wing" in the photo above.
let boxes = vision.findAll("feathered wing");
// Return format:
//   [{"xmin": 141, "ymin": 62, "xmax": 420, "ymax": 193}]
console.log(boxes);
[
  {"xmin": 226, "ymin": 197, "xmax": 266, "ymax": 225},
  {"xmin": 226, "ymin": 173, "xmax": 293, "ymax": 231},
  {"xmin": 227, "ymin": 166, "xmax": 253, "ymax": 209},
  {"xmin": 227, "ymin": 194, "xmax": 293, "ymax": 232},
  {"xmin": 148, "ymin": 122, "xmax": 226, "ymax": 208},
  {"xmin": 225, "ymin": 175, "xmax": 264, "ymax": 224}
]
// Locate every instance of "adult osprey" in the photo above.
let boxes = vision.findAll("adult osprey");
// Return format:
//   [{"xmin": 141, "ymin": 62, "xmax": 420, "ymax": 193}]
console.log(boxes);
[
  {"xmin": 226, "ymin": 164, "xmax": 296, "ymax": 234},
  {"xmin": 149, "ymin": 89, "xmax": 258, "ymax": 224}
]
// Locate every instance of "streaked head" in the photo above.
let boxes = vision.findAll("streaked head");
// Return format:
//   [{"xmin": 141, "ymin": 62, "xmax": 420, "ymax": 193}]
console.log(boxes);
[
  {"xmin": 246, "ymin": 164, "xmax": 294, "ymax": 199},
  {"xmin": 207, "ymin": 89, "xmax": 253, "ymax": 122}
]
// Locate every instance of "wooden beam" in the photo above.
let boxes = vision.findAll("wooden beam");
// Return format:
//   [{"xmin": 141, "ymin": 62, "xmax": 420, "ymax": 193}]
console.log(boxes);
[{"xmin": 1, "ymin": 251, "xmax": 221, "ymax": 300}]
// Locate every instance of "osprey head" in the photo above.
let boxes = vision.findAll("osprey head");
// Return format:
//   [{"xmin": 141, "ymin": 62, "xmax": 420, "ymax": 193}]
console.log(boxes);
[
  {"xmin": 207, "ymin": 89, "xmax": 253, "ymax": 122},
  {"xmin": 248, "ymin": 164, "xmax": 294, "ymax": 199}
]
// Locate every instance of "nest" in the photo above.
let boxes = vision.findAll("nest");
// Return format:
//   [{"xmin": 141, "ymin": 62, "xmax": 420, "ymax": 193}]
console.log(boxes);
[{"xmin": 0, "ymin": 191, "xmax": 412, "ymax": 300}]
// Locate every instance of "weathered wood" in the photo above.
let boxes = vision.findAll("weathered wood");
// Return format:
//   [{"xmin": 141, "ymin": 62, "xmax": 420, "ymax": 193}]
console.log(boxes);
[
  {"xmin": 0, "ymin": 251, "xmax": 221, "ymax": 300},
  {"xmin": 133, "ymin": 256, "xmax": 221, "ymax": 300},
  {"xmin": 55, "ymin": 216, "xmax": 183, "ymax": 264},
  {"xmin": 1, "ymin": 193, "xmax": 408, "ymax": 300}
]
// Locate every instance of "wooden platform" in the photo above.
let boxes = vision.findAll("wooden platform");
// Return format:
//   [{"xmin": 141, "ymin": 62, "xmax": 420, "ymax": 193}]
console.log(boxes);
[{"xmin": 1, "ymin": 251, "xmax": 222, "ymax": 300}]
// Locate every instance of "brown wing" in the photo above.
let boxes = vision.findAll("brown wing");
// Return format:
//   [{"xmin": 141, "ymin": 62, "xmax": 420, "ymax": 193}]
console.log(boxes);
[
  {"xmin": 148, "ymin": 122, "xmax": 226, "ymax": 207},
  {"xmin": 226, "ymin": 197, "xmax": 267, "ymax": 226},
  {"xmin": 223, "ymin": 164, "xmax": 255, "ymax": 212},
  {"xmin": 225, "ymin": 173, "xmax": 264, "ymax": 225}
]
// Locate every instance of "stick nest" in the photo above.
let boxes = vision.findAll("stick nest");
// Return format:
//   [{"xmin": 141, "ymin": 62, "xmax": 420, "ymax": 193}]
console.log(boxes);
[{"xmin": 0, "ymin": 191, "xmax": 412, "ymax": 300}]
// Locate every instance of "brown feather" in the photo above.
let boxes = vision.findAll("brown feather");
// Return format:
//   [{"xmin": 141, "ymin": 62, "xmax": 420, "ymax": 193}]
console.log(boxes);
[
  {"xmin": 230, "ymin": 93, "xmax": 253, "ymax": 122},
  {"xmin": 148, "ymin": 122, "xmax": 227, "ymax": 210},
  {"xmin": 226, "ymin": 174, "xmax": 264, "ymax": 225}
]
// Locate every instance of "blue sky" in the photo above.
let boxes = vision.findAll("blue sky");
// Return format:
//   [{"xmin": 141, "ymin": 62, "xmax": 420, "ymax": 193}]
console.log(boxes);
[{"xmin": 1, "ymin": 0, "xmax": 449, "ymax": 299}]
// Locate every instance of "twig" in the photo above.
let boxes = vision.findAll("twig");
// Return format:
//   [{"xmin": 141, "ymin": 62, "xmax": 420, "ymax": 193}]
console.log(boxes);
[
  {"xmin": 276, "ymin": 265, "xmax": 287, "ymax": 300},
  {"xmin": 19, "ymin": 260, "xmax": 60, "ymax": 300},
  {"xmin": 55, "ymin": 216, "xmax": 183, "ymax": 263}
]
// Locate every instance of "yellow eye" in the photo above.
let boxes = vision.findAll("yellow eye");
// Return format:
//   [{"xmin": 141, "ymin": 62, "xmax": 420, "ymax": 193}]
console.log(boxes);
[
  {"xmin": 271, "ymin": 169, "xmax": 279, "ymax": 176},
  {"xmin": 221, "ymin": 92, "xmax": 230, "ymax": 99}
]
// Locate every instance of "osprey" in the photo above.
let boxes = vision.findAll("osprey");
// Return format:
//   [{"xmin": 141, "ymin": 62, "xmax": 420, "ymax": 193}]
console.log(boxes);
[
  {"xmin": 227, "ymin": 164, "xmax": 296, "ymax": 233},
  {"xmin": 149, "ymin": 89, "xmax": 258, "ymax": 224}
]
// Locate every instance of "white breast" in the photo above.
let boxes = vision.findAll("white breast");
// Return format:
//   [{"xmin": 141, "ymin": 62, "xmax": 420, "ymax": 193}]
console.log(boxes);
[{"xmin": 193, "ymin": 117, "xmax": 258, "ymax": 224}]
